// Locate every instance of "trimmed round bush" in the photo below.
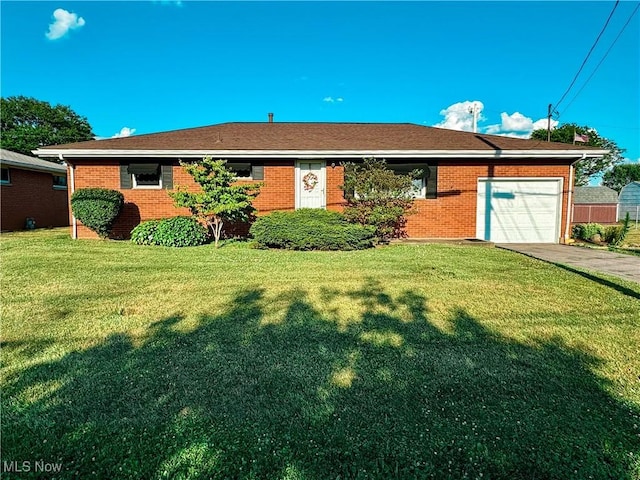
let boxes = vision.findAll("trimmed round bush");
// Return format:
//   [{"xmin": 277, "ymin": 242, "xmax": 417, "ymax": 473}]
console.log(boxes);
[
  {"xmin": 131, "ymin": 217, "xmax": 208, "ymax": 247},
  {"xmin": 71, "ymin": 188, "xmax": 124, "ymax": 238},
  {"xmin": 250, "ymin": 209, "xmax": 375, "ymax": 251}
]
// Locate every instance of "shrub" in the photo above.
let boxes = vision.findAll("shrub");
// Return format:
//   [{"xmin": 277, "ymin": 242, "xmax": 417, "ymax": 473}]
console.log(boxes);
[
  {"xmin": 130, "ymin": 220, "xmax": 161, "ymax": 246},
  {"xmin": 71, "ymin": 188, "xmax": 124, "ymax": 238},
  {"xmin": 571, "ymin": 224, "xmax": 584, "ymax": 240},
  {"xmin": 131, "ymin": 217, "xmax": 208, "ymax": 247},
  {"xmin": 573, "ymin": 216, "xmax": 631, "ymax": 246},
  {"xmin": 603, "ymin": 225, "xmax": 623, "ymax": 245},
  {"xmin": 341, "ymin": 158, "xmax": 419, "ymax": 242},
  {"xmin": 250, "ymin": 209, "xmax": 375, "ymax": 251},
  {"xmin": 604, "ymin": 213, "xmax": 631, "ymax": 247},
  {"xmin": 572, "ymin": 223, "xmax": 605, "ymax": 242}
]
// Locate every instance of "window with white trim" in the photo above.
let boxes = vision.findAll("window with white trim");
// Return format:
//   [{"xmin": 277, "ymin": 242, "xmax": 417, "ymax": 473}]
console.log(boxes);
[
  {"xmin": 129, "ymin": 164, "xmax": 162, "ymax": 189},
  {"xmin": 1, "ymin": 168, "xmax": 9, "ymax": 185}
]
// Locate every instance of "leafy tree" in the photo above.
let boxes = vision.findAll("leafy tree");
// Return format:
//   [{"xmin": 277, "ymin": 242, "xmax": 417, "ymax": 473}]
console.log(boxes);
[
  {"xmin": 602, "ymin": 163, "xmax": 640, "ymax": 192},
  {"xmin": 341, "ymin": 157, "xmax": 420, "ymax": 242},
  {"xmin": 169, "ymin": 157, "xmax": 262, "ymax": 248},
  {"xmin": 530, "ymin": 123, "xmax": 625, "ymax": 186},
  {"xmin": 0, "ymin": 96, "xmax": 94, "ymax": 158}
]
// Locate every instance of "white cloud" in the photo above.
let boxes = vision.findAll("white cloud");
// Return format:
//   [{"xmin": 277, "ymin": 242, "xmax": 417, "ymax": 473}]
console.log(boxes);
[
  {"xmin": 434, "ymin": 100, "xmax": 485, "ymax": 131},
  {"xmin": 484, "ymin": 123, "xmax": 502, "ymax": 135},
  {"xmin": 531, "ymin": 117, "xmax": 558, "ymax": 131},
  {"xmin": 500, "ymin": 112, "xmax": 532, "ymax": 132},
  {"xmin": 112, "ymin": 127, "xmax": 136, "ymax": 138},
  {"xmin": 500, "ymin": 131, "xmax": 532, "ymax": 139},
  {"xmin": 435, "ymin": 101, "xmax": 563, "ymax": 139},
  {"xmin": 45, "ymin": 9, "xmax": 85, "ymax": 40},
  {"xmin": 337, "ymin": 97, "xmax": 344, "ymax": 102},
  {"xmin": 323, "ymin": 97, "xmax": 335, "ymax": 103},
  {"xmin": 484, "ymin": 112, "xmax": 558, "ymax": 138}
]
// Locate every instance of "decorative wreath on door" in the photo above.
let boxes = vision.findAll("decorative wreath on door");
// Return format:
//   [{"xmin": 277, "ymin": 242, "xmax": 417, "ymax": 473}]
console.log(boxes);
[{"xmin": 303, "ymin": 172, "xmax": 319, "ymax": 191}]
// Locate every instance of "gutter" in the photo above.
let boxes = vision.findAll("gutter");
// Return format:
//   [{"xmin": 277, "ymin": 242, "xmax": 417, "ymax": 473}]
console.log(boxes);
[
  {"xmin": 32, "ymin": 148, "xmax": 610, "ymax": 160},
  {"xmin": 61, "ymin": 154, "xmax": 77, "ymax": 240},
  {"xmin": 564, "ymin": 155, "xmax": 584, "ymax": 243}
]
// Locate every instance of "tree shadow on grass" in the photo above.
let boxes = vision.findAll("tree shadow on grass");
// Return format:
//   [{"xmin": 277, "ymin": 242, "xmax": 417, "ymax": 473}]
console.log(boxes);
[
  {"xmin": 3, "ymin": 284, "xmax": 639, "ymax": 479},
  {"xmin": 550, "ymin": 262, "xmax": 640, "ymax": 300}
]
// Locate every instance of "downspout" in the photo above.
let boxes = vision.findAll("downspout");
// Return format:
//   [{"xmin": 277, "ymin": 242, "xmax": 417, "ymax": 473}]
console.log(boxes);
[
  {"xmin": 61, "ymin": 154, "xmax": 77, "ymax": 240},
  {"xmin": 564, "ymin": 155, "xmax": 584, "ymax": 243}
]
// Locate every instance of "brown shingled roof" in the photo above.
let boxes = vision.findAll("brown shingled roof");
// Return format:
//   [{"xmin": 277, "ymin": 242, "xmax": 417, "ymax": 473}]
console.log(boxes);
[{"xmin": 39, "ymin": 122, "xmax": 599, "ymax": 152}]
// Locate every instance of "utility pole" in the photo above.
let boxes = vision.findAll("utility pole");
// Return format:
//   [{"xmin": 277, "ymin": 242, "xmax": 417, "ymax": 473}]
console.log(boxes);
[
  {"xmin": 547, "ymin": 104, "xmax": 553, "ymax": 142},
  {"xmin": 469, "ymin": 103, "xmax": 480, "ymax": 133}
]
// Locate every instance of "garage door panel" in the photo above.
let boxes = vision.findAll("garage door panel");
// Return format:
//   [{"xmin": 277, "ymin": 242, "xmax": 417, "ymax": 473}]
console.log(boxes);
[{"xmin": 477, "ymin": 179, "xmax": 562, "ymax": 243}]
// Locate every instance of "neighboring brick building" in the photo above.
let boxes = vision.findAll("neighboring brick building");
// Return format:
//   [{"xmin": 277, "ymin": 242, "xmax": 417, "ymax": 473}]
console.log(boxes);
[
  {"xmin": 34, "ymin": 121, "xmax": 607, "ymax": 243},
  {"xmin": 1, "ymin": 149, "xmax": 69, "ymax": 231}
]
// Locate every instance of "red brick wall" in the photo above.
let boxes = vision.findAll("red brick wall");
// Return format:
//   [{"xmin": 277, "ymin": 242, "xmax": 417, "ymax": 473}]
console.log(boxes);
[
  {"xmin": 72, "ymin": 160, "xmax": 192, "ymax": 239},
  {"xmin": 1, "ymin": 168, "xmax": 69, "ymax": 231},
  {"xmin": 326, "ymin": 163, "xmax": 346, "ymax": 211},
  {"xmin": 404, "ymin": 161, "xmax": 571, "ymax": 239},
  {"xmin": 256, "ymin": 160, "xmax": 296, "ymax": 213},
  {"xmin": 69, "ymin": 159, "xmax": 571, "ymax": 242},
  {"xmin": 72, "ymin": 159, "xmax": 302, "ymax": 238}
]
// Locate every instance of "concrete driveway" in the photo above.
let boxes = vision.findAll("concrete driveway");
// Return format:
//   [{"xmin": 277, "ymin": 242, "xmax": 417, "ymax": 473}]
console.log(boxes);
[{"xmin": 497, "ymin": 244, "xmax": 640, "ymax": 284}]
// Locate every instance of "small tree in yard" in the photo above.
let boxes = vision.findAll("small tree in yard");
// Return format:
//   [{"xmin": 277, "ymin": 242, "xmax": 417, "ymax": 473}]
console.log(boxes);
[
  {"xmin": 341, "ymin": 157, "xmax": 420, "ymax": 242},
  {"xmin": 169, "ymin": 157, "xmax": 261, "ymax": 248}
]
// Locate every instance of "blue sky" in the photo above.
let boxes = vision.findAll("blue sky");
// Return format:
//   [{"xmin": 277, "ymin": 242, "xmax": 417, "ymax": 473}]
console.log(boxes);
[{"xmin": 1, "ymin": 1, "xmax": 639, "ymax": 171}]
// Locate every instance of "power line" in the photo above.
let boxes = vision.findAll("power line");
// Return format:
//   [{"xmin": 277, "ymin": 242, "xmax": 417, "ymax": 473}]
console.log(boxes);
[
  {"xmin": 552, "ymin": 0, "xmax": 620, "ymax": 111},
  {"xmin": 561, "ymin": 2, "xmax": 640, "ymax": 117}
]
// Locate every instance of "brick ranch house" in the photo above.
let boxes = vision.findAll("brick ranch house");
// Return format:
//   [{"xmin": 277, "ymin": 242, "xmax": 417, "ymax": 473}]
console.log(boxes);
[
  {"xmin": 33, "ymin": 121, "xmax": 607, "ymax": 243},
  {"xmin": 1, "ymin": 148, "xmax": 69, "ymax": 231}
]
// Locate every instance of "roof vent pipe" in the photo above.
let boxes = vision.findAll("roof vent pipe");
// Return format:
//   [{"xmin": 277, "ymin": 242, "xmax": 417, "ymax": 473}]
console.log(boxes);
[{"xmin": 268, "ymin": 113, "xmax": 274, "ymax": 123}]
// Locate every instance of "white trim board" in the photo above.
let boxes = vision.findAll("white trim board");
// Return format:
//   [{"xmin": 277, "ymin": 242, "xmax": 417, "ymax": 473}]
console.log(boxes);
[{"xmin": 33, "ymin": 149, "xmax": 607, "ymax": 160}]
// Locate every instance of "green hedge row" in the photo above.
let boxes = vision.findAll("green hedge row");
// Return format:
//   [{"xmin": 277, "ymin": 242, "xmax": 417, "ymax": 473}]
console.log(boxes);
[
  {"xmin": 250, "ymin": 209, "xmax": 375, "ymax": 251},
  {"xmin": 131, "ymin": 216, "xmax": 209, "ymax": 247}
]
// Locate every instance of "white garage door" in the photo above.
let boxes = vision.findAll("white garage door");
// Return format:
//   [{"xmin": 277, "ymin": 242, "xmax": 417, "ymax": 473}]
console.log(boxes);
[{"xmin": 476, "ymin": 178, "xmax": 562, "ymax": 243}]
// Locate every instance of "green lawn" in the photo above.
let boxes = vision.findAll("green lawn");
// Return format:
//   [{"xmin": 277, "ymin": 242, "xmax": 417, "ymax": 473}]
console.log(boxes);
[
  {"xmin": 2, "ymin": 229, "xmax": 639, "ymax": 479},
  {"xmin": 624, "ymin": 224, "xmax": 640, "ymax": 247}
]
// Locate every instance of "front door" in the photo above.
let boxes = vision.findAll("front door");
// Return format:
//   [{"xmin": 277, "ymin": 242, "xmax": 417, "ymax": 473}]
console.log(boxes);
[{"xmin": 296, "ymin": 161, "xmax": 326, "ymax": 209}]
